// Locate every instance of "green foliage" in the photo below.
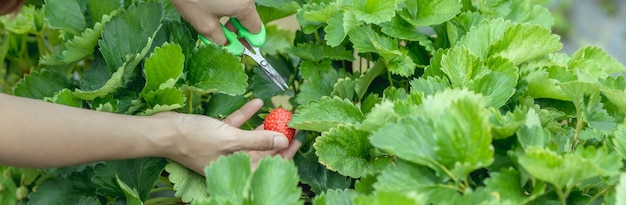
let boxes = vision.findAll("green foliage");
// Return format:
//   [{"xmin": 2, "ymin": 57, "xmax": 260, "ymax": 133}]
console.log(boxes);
[
  {"xmin": 3, "ymin": 0, "xmax": 626, "ymax": 204},
  {"xmin": 198, "ymin": 152, "xmax": 302, "ymax": 205}
]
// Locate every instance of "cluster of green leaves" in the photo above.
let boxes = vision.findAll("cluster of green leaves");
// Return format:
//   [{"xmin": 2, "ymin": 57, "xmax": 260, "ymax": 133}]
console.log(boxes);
[
  {"xmin": 4, "ymin": 0, "xmax": 626, "ymax": 204},
  {"xmin": 286, "ymin": 0, "xmax": 626, "ymax": 204},
  {"xmin": 1, "ymin": 0, "xmax": 301, "ymax": 204}
]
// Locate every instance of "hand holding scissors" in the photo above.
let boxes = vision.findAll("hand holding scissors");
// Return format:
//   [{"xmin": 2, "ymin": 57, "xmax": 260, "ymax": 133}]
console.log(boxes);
[{"xmin": 199, "ymin": 19, "xmax": 289, "ymax": 91}]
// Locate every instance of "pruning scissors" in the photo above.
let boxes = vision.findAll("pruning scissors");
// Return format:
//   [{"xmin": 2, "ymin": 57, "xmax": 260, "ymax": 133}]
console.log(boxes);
[{"xmin": 199, "ymin": 18, "xmax": 288, "ymax": 91}]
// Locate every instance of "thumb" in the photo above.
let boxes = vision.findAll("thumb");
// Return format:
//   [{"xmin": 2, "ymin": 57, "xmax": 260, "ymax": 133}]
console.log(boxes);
[{"xmin": 232, "ymin": 130, "xmax": 290, "ymax": 151}]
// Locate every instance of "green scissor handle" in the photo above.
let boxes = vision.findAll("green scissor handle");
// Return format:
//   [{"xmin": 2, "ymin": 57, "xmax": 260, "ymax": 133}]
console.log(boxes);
[{"xmin": 198, "ymin": 18, "xmax": 266, "ymax": 56}]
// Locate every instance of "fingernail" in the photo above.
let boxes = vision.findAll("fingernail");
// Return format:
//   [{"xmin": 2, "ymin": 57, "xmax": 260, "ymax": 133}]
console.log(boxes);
[{"xmin": 273, "ymin": 136, "xmax": 289, "ymax": 149}]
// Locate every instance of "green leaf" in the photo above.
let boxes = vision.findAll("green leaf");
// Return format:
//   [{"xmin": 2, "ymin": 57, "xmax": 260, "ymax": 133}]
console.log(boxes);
[
  {"xmin": 522, "ymin": 66, "xmax": 570, "ymax": 101},
  {"xmin": 141, "ymin": 43, "xmax": 184, "ymax": 96},
  {"xmin": 164, "ymin": 162, "xmax": 209, "ymax": 203},
  {"xmin": 359, "ymin": 101, "xmax": 401, "ymax": 133},
  {"xmin": 380, "ymin": 16, "xmax": 430, "ymax": 42},
  {"xmin": 289, "ymin": 96, "xmax": 365, "ymax": 132},
  {"xmin": 354, "ymin": 175, "xmax": 377, "ymax": 195},
  {"xmin": 79, "ymin": 52, "xmax": 111, "ymax": 90},
  {"xmin": 288, "ymin": 43, "xmax": 354, "ymax": 62},
  {"xmin": 569, "ymin": 46, "xmax": 626, "ymax": 79},
  {"xmin": 488, "ymin": 24, "xmax": 562, "ymax": 65},
  {"xmin": 353, "ymin": 191, "xmax": 425, "ymax": 205},
  {"xmin": 74, "ymin": 62, "xmax": 125, "ymax": 100},
  {"xmin": 141, "ymin": 87, "xmax": 186, "ymax": 115},
  {"xmin": 515, "ymin": 109, "xmax": 552, "ymax": 149},
  {"xmin": 475, "ymin": 0, "xmax": 512, "ymax": 18},
  {"xmin": 295, "ymin": 61, "xmax": 339, "ymax": 106},
  {"xmin": 13, "ymin": 69, "xmax": 75, "ymax": 99},
  {"xmin": 354, "ymin": 60, "xmax": 386, "ymax": 100},
  {"xmin": 203, "ymin": 153, "xmax": 302, "ymax": 205},
  {"xmin": 40, "ymin": 12, "xmax": 115, "ymax": 66},
  {"xmin": 99, "ymin": 2, "xmax": 163, "ymax": 72},
  {"xmin": 410, "ymin": 76, "xmax": 451, "ymax": 96},
  {"xmin": 28, "ymin": 169, "xmax": 99, "ymax": 205},
  {"xmin": 301, "ymin": 2, "xmax": 338, "ymax": 23},
  {"xmin": 204, "ymin": 152, "xmax": 251, "ymax": 204},
  {"xmin": 470, "ymin": 56, "xmax": 518, "ymax": 108},
  {"xmin": 359, "ymin": 92, "xmax": 422, "ymax": 132},
  {"xmin": 87, "ymin": 0, "xmax": 122, "ymax": 23},
  {"xmin": 75, "ymin": 197, "xmax": 102, "ymax": 205},
  {"xmin": 313, "ymin": 189, "xmax": 358, "ymax": 205},
  {"xmin": 353, "ymin": 0, "xmax": 397, "ymax": 24},
  {"xmin": 398, "ymin": 0, "xmax": 462, "ymax": 26},
  {"xmin": 370, "ymin": 89, "xmax": 493, "ymax": 180},
  {"xmin": 187, "ymin": 44, "xmax": 248, "ymax": 95},
  {"xmin": 482, "ymin": 168, "xmax": 527, "ymax": 204},
  {"xmin": 262, "ymin": 25, "xmax": 294, "ymax": 55},
  {"xmin": 518, "ymin": 146, "xmax": 622, "ymax": 190},
  {"xmin": 324, "ymin": 13, "xmax": 348, "ymax": 47},
  {"xmin": 332, "ymin": 77, "xmax": 356, "ymax": 101},
  {"xmin": 256, "ymin": 0, "xmax": 301, "ymax": 23},
  {"xmin": 44, "ymin": 88, "xmax": 82, "ymax": 107},
  {"xmin": 373, "ymin": 160, "xmax": 458, "ymax": 204},
  {"xmin": 249, "ymin": 156, "xmax": 302, "ymax": 205},
  {"xmin": 348, "ymin": 26, "xmax": 397, "ymax": 54},
  {"xmin": 314, "ymin": 124, "xmax": 392, "ymax": 178},
  {"xmin": 379, "ymin": 49, "xmax": 416, "ymax": 77},
  {"xmin": 92, "ymin": 158, "xmax": 167, "ymax": 201},
  {"xmin": 601, "ymin": 86, "xmax": 626, "ymax": 117},
  {"xmin": 43, "ymin": 0, "xmax": 88, "ymax": 35},
  {"xmin": 115, "ymin": 177, "xmax": 142, "ymax": 205},
  {"xmin": 439, "ymin": 45, "xmax": 484, "ymax": 87},
  {"xmin": 0, "ymin": 167, "xmax": 18, "ymax": 205},
  {"xmin": 296, "ymin": 3, "xmax": 329, "ymax": 34},
  {"xmin": 205, "ymin": 94, "xmax": 249, "ymax": 119},
  {"xmin": 505, "ymin": 1, "xmax": 554, "ymax": 28},
  {"xmin": 456, "ymin": 18, "xmax": 511, "ymax": 59},
  {"xmin": 561, "ymin": 81, "xmax": 617, "ymax": 133},
  {"xmin": 294, "ymin": 147, "xmax": 352, "ymax": 195},
  {"xmin": 0, "ymin": 6, "xmax": 40, "ymax": 34}
]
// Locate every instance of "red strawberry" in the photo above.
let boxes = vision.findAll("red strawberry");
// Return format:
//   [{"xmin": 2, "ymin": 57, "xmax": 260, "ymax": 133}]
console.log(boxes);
[{"xmin": 263, "ymin": 108, "xmax": 295, "ymax": 142}]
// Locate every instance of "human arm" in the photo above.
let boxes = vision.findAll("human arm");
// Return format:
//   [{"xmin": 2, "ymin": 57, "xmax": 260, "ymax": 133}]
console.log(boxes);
[
  {"xmin": 170, "ymin": 0, "xmax": 263, "ymax": 45},
  {"xmin": 0, "ymin": 93, "xmax": 299, "ymax": 174}
]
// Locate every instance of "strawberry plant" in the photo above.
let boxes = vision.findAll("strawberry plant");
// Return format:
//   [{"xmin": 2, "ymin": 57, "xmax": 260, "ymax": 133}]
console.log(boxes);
[{"xmin": 2, "ymin": 0, "xmax": 626, "ymax": 204}]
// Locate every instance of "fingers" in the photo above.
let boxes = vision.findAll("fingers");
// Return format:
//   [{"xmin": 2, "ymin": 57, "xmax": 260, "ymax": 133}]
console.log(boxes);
[
  {"xmin": 223, "ymin": 99, "xmax": 263, "ymax": 127},
  {"xmin": 233, "ymin": 8, "xmax": 263, "ymax": 34},
  {"xmin": 231, "ymin": 129, "xmax": 289, "ymax": 151},
  {"xmin": 199, "ymin": 21, "xmax": 228, "ymax": 45},
  {"xmin": 278, "ymin": 140, "xmax": 301, "ymax": 159}
]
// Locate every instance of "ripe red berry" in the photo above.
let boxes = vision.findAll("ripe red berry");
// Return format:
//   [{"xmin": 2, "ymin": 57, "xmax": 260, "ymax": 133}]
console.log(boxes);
[{"xmin": 263, "ymin": 108, "xmax": 295, "ymax": 142}]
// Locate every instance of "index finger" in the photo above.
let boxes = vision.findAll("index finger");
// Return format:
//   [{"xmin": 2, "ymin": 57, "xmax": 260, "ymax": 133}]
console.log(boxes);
[{"xmin": 223, "ymin": 99, "xmax": 264, "ymax": 127}]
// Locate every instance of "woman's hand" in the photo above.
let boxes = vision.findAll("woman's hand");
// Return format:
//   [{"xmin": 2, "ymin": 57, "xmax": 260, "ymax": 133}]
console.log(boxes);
[
  {"xmin": 154, "ymin": 99, "xmax": 300, "ymax": 174},
  {"xmin": 170, "ymin": 0, "xmax": 263, "ymax": 45}
]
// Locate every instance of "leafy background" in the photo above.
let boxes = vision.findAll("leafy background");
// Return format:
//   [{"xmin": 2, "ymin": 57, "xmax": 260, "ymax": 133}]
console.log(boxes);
[{"xmin": 2, "ymin": 0, "xmax": 626, "ymax": 205}]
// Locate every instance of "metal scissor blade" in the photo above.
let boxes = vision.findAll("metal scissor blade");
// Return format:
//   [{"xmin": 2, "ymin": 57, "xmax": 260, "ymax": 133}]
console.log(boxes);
[{"xmin": 243, "ymin": 48, "xmax": 289, "ymax": 91}]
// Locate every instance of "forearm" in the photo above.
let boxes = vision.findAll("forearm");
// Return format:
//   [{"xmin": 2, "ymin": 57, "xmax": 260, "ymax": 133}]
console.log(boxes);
[{"xmin": 0, "ymin": 94, "xmax": 175, "ymax": 168}]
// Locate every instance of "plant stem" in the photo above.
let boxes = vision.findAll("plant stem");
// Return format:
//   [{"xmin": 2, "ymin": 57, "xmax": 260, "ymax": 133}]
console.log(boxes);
[
  {"xmin": 186, "ymin": 88, "xmax": 193, "ymax": 114},
  {"xmin": 571, "ymin": 113, "xmax": 584, "ymax": 151},
  {"xmin": 589, "ymin": 185, "xmax": 614, "ymax": 202},
  {"xmin": 554, "ymin": 187, "xmax": 567, "ymax": 205},
  {"xmin": 387, "ymin": 69, "xmax": 394, "ymax": 87},
  {"xmin": 144, "ymin": 197, "xmax": 182, "ymax": 205},
  {"xmin": 150, "ymin": 187, "xmax": 173, "ymax": 194},
  {"xmin": 313, "ymin": 31, "xmax": 321, "ymax": 43}
]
